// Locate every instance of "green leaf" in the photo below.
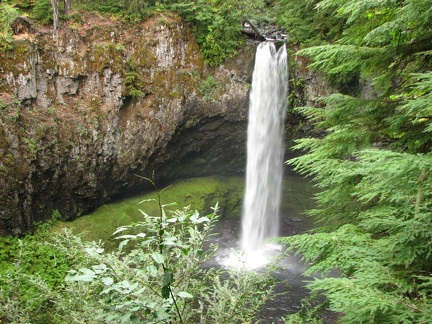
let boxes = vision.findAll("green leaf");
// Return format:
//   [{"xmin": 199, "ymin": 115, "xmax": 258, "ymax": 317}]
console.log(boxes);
[
  {"xmin": 161, "ymin": 285, "xmax": 170, "ymax": 299},
  {"xmin": 102, "ymin": 276, "xmax": 114, "ymax": 286},
  {"xmin": 139, "ymin": 198, "xmax": 156, "ymax": 204},
  {"xmin": 163, "ymin": 271, "xmax": 174, "ymax": 286},
  {"xmin": 84, "ymin": 246, "xmax": 104, "ymax": 257},
  {"xmin": 115, "ymin": 234, "xmax": 137, "ymax": 240},
  {"xmin": 151, "ymin": 252, "xmax": 165, "ymax": 265},
  {"xmin": 118, "ymin": 239, "xmax": 129, "ymax": 252},
  {"xmin": 163, "ymin": 236, "xmax": 177, "ymax": 246},
  {"xmin": 112, "ymin": 226, "xmax": 130, "ymax": 236},
  {"xmin": 146, "ymin": 265, "xmax": 158, "ymax": 277},
  {"xmin": 120, "ymin": 312, "xmax": 132, "ymax": 323},
  {"xmin": 65, "ymin": 268, "xmax": 96, "ymax": 282},
  {"xmin": 162, "ymin": 202, "xmax": 178, "ymax": 208},
  {"xmin": 92, "ymin": 263, "xmax": 107, "ymax": 274},
  {"xmin": 177, "ymin": 291, "xmax": 193, "ymax": 299},
  {"xmin": 195, "ymin": 216, "xmax": 210, "ymax": 224},
  {"xmin": 182, "ymin": 248, "xmax": 190, "ymax": 256}
]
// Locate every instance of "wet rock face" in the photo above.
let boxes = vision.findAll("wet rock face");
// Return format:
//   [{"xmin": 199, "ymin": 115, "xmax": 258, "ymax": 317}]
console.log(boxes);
[{"xmin": 0, "ymin": 14, "xmax": 253, "ymax": 235}]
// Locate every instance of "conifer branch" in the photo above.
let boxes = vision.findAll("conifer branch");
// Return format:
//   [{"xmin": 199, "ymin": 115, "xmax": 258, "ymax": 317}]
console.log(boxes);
[{"xmin": 415, "ymin": 168, "xmax": 427, "ymax": 214}]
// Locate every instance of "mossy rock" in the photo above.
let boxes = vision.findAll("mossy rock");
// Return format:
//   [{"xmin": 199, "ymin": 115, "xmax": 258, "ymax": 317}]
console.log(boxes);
[
  {"xmin": 53, "ymin": 176, "xmax": 245, "ymax": 249},
  {"xmin": 53, "ymin": 173, "xmax": 318, "ymax": 249}
]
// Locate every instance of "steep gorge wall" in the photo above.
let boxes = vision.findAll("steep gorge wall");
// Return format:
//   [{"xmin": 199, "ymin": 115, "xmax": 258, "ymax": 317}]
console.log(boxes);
[{"xmin": 0, "ymin": 14, "xmax": 254, "ymax": 235}]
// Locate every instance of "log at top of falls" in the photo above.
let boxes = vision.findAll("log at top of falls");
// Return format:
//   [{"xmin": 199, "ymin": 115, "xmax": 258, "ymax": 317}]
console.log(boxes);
[
  {"xmin": 242, "ymin": 20, "xmax": 266, "ymax": 41},
  {"xmin": 242, "ymin": 20, "xmax": 287, "ymax": 42}
]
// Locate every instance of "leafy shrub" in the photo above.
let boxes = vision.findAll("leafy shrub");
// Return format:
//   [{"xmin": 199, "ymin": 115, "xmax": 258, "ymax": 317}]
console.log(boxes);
[
  {"xmin": 68, "ymin": 12, "xmax": 83, "ymax": 25},
  {"xmin": 0, "ymin": 228, "xmax": 87, "ymax": 323},
  {"xmin": 173, "ymin": 0, "xmax": 266, "ymax": 66},
  {"xmin": 13, "ymin": 0, "xmax": 34, "ymax": 10},
  {"xmin": 64, "ymin": 200, "xmax": 276, "ymax": 323},
  {"xmin": 199, "ymin": 75, "xmax": 220, "ymax": 100},
  {"xmin": 84, "ymin": 0, "xmax": 154, "ymax": 22},
  {"xmin": 275, "ymin": 0, "xmax": 344, "ymax": 46},
  {"xmin": 0, "ymin": 198, "xmax": 277, "ymax": 323}
]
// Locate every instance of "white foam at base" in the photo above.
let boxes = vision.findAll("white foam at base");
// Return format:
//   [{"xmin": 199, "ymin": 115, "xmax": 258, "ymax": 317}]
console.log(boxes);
[{"xmin": 217, "ymin": 243, "xmax": 282, "ymax": 270}]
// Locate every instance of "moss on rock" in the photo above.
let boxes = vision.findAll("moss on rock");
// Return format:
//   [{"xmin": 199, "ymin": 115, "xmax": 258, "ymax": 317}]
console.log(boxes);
[{"xmin": 54, "ymin": 176, "xmax": 244, "ymax": 248}]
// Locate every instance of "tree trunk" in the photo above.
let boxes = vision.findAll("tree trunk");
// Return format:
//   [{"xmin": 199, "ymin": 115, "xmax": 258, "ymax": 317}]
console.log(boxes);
[
  {"xmin": 242, "ymin": 20, "xmax": 266, "ymax": 41},
  {"xmin": 51, "ymin": 0, "xmax": 59, "ymax": 34},
  {"xmin": 64, "ymin": 0, "xmax": 71, "ymax": 16}
]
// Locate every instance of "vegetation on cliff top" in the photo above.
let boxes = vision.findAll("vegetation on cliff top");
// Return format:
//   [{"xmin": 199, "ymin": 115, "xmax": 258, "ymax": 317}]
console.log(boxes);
[{"xmin": 1, "ymin": 0, "xmax": 275, "ymax": 65}]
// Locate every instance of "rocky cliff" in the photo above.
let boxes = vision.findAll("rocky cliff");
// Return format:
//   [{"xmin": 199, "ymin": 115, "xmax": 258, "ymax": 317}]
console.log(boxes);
[{"xmin": 0, "ymin": 13, "xmax": 255, "ymax": 235}]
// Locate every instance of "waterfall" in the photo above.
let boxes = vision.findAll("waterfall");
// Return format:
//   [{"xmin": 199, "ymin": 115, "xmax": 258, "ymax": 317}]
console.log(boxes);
[{"xmin": 241, "ymin": 42, "xmax": 288, "ymax": 253}]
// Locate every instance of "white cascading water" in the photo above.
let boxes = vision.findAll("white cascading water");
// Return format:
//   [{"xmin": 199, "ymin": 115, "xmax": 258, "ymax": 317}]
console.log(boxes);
[{"xmin": 241, "ymin": 42, "xmax": 288, "ymax": 254}]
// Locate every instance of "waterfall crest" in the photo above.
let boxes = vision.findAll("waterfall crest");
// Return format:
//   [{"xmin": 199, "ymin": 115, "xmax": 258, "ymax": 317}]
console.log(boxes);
[{"xmin": 241, "ymin": 42, "xmax": 288, "ymax": 253}]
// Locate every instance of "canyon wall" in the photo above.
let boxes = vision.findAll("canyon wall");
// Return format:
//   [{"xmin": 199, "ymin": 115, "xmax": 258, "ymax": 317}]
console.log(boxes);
[
  {"xmin": 0, "ymin": 14, "xmax": 254, "ymax": 235},
  {"xmin": 0, "ymin": 13, "xmax": 333, "ymax": 236}
]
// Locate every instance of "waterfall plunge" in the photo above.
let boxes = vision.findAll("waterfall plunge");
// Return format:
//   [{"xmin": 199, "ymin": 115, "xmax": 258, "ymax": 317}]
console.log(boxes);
[{"xmin": 241, "ymin": 42, "xmax": 288, "ymax": 253}]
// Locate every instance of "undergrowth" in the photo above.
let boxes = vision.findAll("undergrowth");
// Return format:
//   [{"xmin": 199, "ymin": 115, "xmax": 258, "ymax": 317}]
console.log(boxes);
[{"xmin": 0, "ymin": 178, "xmax": 277, "ymax": 323}]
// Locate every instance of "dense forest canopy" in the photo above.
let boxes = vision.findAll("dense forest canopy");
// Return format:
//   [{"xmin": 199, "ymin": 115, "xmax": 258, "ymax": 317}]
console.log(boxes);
[{"xmin": 0, "ymin": 0, "xmax": 431, "ymax": 323}]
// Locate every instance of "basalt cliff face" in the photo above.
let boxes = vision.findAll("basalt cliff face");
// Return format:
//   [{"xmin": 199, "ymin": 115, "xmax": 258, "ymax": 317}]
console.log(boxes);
[{"xmin": 0, "ymin": 14, "xmax": 255, "ymax": 235}]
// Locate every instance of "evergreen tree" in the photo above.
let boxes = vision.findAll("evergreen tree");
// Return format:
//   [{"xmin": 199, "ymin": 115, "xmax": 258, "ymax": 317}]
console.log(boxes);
[
  {"xmin": 276, "ymin": 0, "xmax": 345, "ymax": 46},
  {"xmin": 280, "ymin": 0, "xmax": 432, "ymax": 322}
]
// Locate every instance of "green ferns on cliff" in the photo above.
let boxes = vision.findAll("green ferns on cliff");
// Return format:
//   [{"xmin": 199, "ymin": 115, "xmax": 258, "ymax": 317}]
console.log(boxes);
[{"xmin": 279, "ymin": 0, "xmax": 432, "ymax": 322}]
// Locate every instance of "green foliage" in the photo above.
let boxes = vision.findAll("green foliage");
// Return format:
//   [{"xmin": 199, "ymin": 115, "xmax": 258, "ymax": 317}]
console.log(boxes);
[
  {"xmin": 123, "ymin": 58, "xmax": 147, "ymax": 99},
  {"xmin": 3, "ymin": 0, "xmax": 272, "ymax": 66},
  {"xmin": 12, "ymin": 0, "xmax": 34, "ymax": 10},
  {"xmin": 199, "ymin": 75, "xmax": 220, "ymax": 100},
  {"xmin": 0, "ymin": 3, "xmax": 19, "ymax": 51},
  {"xmin": 32, "ymin": 0, "xmax": 53, "ymax": 24},
  {"xmin": 0, "ymin": 230, "xmax": 99, "ymax": 323},
  {"xmin": 173, "ymin": 0, "xmax": 266, "ymax": 66},
  {"xmin": 0, "ymin": 211, "xmax": 75, "ymax": 286},
  {"xmin": 124, "ymin": 0, "xmax": 154, "ymax": 22},
  {"xmin": 83, "ymin": 0, "xmax": 123, "ymax": 15},
  {"xmin": 61, "ymin": 177, "xmax": 275, "ymax": 323},
  {"xmin": 62, "ymin": 204, "xmax": 275, "ymax": 323},
  {"xmin": 280, "ymin": 0, "xmax": 432, "ymax": 322},
  {"xmin": 284, "ymin": 150, "xmax": 432, "ymax": 322},
  {"xmin": 0, "ymin": 222, "xmax": 87, "ymax": 323},
  {"xmin": 68, "ymin": 12, "xmax": 83, "ymax": 25},
  {"xmin": 81, "ymin": 0, "xmax": 155, "ymax": 22},
  {"xmin": 275, "ymin": 0, "xmax": 345, "ymax": 46},
  {"xmin": 56, "ymin": 176, "xmax": 244, "ymax": 248},
  {"xmin": 0, "ymin": 183, "xmax": 276, "ymax": 323},
  {"xmin": 0, "ymin": 96, "xmax": 21, "ymax": 122}
]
